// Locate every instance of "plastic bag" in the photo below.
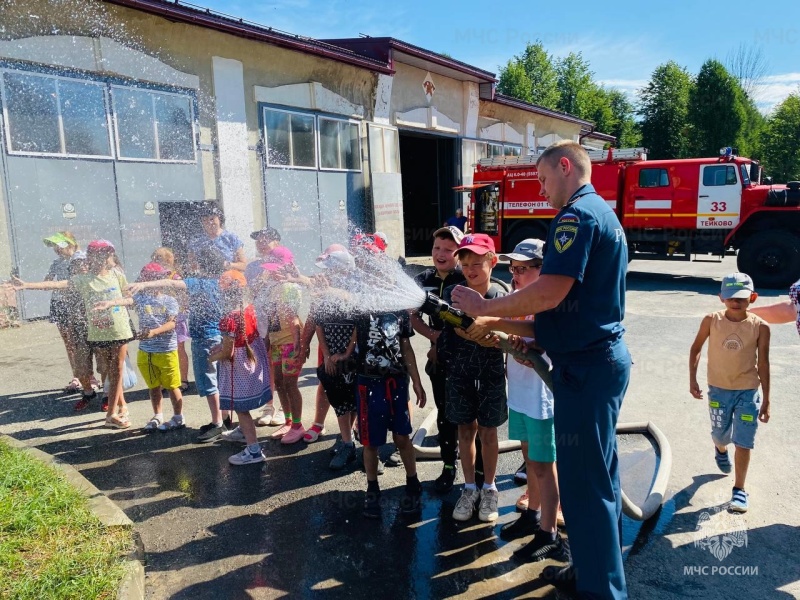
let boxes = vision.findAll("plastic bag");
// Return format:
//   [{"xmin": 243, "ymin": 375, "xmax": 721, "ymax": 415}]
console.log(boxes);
[{"xmin": 103, "ymin": 353, "xmax": 138, "ymax": 392}]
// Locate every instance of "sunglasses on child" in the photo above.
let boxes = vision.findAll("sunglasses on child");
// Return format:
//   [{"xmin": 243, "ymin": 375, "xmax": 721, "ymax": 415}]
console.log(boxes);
[{"xmin": 509, "ymin": 263, "xmax": 543, "ymax": 274}]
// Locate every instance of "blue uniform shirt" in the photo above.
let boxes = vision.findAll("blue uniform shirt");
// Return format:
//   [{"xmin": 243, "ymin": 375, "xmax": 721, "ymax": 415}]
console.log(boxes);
[{"xmin": 535, "ymin": 183, "xmax": 627, "ymax": 356}]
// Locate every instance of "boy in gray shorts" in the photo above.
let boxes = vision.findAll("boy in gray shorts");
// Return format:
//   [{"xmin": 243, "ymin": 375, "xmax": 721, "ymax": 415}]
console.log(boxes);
[{"xmin": 689, "ymin": 272, "xmax": 771, "ymax": 512}]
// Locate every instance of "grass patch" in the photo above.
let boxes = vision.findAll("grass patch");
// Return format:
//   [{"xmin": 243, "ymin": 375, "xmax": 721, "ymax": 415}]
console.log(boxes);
[{"xmin": 0, "ymin": 440, "xmax": 133, "ymax": 599}]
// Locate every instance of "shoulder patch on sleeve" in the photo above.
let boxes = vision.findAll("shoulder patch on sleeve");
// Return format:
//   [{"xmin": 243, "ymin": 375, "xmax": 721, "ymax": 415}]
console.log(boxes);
[{"xmin": 553, "ymin": 215, "xmax": 579, "ymax": 253}]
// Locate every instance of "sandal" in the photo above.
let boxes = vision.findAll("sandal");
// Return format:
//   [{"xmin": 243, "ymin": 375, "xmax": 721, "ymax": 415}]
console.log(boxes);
[
  {"xmin": 158, "ymin": 415, "xmax": 186, "ymax": 432},
  {"xmin": 142, "ymin": 415, "xmax": 163, "ymax": 433},
  {"xmin": 105, "ymin": 415, "xmax": 131, "ymax": 430},
  {"xmin": 303, "ymin": 423, "xmax": 325, "ymax": 443},
  {"xmin": 516, "ymin": 490, "xmax": 529, "ymax": 511}
]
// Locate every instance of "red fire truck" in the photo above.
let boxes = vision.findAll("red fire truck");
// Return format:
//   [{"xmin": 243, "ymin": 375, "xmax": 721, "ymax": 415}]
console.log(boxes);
[{"xmin": 463, "ymin": 147, "xmax": 800, "ymax": 288}]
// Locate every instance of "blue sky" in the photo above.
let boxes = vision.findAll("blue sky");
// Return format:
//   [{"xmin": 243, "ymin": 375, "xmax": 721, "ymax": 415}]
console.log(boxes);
[{"xmin": 209, "ymin": 0, "xmax": 799, "ymax": 112}]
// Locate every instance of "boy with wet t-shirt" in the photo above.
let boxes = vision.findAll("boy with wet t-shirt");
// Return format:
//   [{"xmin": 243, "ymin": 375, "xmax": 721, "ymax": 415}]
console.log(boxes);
[{"xmin": 441, "ymin": 234, "xmax": 508, "ymax": 523}]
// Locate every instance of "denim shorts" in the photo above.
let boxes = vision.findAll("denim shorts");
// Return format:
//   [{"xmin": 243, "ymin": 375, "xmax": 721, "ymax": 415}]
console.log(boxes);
[
  {"xmin": 191, "ymin": 336, "xmax": 221, "ymax": 397},
  {"xmin": 708, "ymin": 386, "xmax": 761, "ymax": 450}
]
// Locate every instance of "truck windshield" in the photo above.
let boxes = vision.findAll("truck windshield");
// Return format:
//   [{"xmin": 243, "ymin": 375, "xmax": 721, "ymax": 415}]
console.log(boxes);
[{"xmin": 740, "ymin": 164, "xmax": 751, "ymax": 186}]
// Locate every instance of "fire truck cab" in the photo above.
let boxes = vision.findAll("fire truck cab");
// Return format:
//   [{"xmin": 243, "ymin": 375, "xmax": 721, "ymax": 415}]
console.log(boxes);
[{"xmin": 465, "ymin": 147, "xmax": 800, "ymax": 288}]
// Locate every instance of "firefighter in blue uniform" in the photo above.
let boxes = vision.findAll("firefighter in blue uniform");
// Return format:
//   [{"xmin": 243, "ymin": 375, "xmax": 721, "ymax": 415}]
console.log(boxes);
[{"xmin": 452, "ymin": 140, "xmax": 631, "ymax": 599}]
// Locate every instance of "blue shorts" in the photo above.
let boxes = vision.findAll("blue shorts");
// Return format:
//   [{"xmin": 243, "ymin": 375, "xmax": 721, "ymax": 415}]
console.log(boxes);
[
  {"xmin": 356, "ymin": 374, "xmax": 411, "ymax": 448},
  {"xmin": 191, "ymin": 336, "xmax": 221, "ymax": 397},
  {"xmin": 708, "ymin": 386, "xmax": 761, "ymax": 450}
]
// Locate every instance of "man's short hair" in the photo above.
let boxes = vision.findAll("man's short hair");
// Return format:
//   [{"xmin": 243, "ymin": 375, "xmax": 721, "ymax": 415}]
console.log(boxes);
[{"xmin": 536, "ymin": 140, "xmax": 591, "ymax": 178}]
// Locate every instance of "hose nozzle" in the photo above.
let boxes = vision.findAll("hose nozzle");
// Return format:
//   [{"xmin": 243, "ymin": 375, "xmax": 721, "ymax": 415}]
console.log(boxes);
[{"xmin": 418, "ymin": 292, "xmax": 475, "ymax": 329}]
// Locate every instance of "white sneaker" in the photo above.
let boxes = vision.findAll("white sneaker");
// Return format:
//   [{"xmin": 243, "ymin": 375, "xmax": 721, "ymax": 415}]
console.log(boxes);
[
  {"xmin": 228, "ymin": 448, "xmax": 266, "ymax": 465},
  {"xmin": 255, "ymin": 404, "xmax": 284, "ymax": 427},
  {"xmin": 452, "ymin": 488, "xmax": 480, "ymax": 521},
  {"xmin": 478, "ymin": 488, "xmax": 499, "ymax": 522},
  {"xmin": 221, "ymin": 426, "xmax": 247, "ymax": 444}
]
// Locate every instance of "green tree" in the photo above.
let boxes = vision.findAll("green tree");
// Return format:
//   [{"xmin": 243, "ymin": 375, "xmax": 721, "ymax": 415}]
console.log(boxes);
[
  {"xmin": 497, "ymin": 59, "xmax": 533, "ymax": 103},
  {"xmin": 519, "ymin": 41, "xmax": 560, "ymax": 109},
  {"xmin": 760, "ymin": 92, "xmax": 800, "ymax": 183},
  {"xmin": 582, "ymin": 85, "xmax": 616, "ymax": 134},
  {"xmin": 687, "ymin": 59, "xmax": 747, "ymax": 157},
  {"xmin": 607, "ymin": 89, "xmax": 641, "ymax": 148},
  {"xmin": 638, "ymin": 61, "xmax": 693, "ymax": 159},
  {"xmin": 556, "ymin": 52, "xmax": 594, "ymax": 117}
]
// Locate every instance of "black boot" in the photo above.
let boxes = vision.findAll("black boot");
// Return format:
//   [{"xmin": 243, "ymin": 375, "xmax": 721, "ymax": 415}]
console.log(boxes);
[
  {"xmin": 433, "ymin": 464, "xmax": 457, "ymax": 494},
  {"xmin": 499, "ymin": 509, "xmax": 540, "ymax": 540},
  {"xmin": 514, "ymin": 530, "xmax": 567, "ymax": 563}
]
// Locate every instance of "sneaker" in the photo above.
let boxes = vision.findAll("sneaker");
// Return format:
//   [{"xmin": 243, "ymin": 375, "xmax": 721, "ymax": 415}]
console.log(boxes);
[
  {"xmin": 197, "ymin": 422, "xmax": 225, "ymax": 443},
  {"xmin": 516, "ymin": 490, "xmax": 529, "ymax": 511},
  {"xmin": 329, "ymin": 442, "xmax": 357, "ymax": 470},
  {"xmin": 329, "ymin": 436, "xmax": 344, "ymax": 456},
  {"xmin": 452, "ymin": 488, "xmax": 480, "ymax": 521},
  {"xmin": 221, "ymin": 426, "xmax": 247, "ymax": 444},
  {"xmin": 158, "ymin": 415, "xmax": 186, "ymax": 432},
  {"xmin": 433, "ymin": 465, "xmax": 457, "ymax": 494},
  {"xmin": 730, "ymin": 487, "xmax": 749, "ymax": 513},
  {"xmin": 255, "ymin": 404, "xmax": 284, "ymax": 427},
  {"xmin": 385, "ymin": 449, "xmax": 402, "ymax": 467},
  {"xmin": 142, "ymin": 415, "xmax": 163, "ymax": 433},
  {"xmin": 100, "ymin": 397, "xmax": 109, "ymax": 413},
  {"xmin": 499, "ymin": 511, "xmax": 541, "ymax": 541},
  {"xmin": 270, "ymin": 423, "xmax": 292, "ymax": 439},
  {"xmin": 513, "ymin": 462, "xmax": 527, "ymax": 485},
  {"xmin": 715, "ymin": 447, "xmax": 732, "ymax": 474},
  {"xmin": 281, "ymin": 426, "xmax": 306, "ymax": 445},
  {"xmin": 514, "ymin": 530, "xmax": 567, "ymax": 562},
  {"xmin": 539, "ymin": 564, "xmax": 577, "ymax": 594},
  {"xmin": 478, "ymin": 488, "xmax": 500, "ymax": 522},
  {"xmin": 73, "ymin": 391, "xmax": 96, "ymax": 411},
  {"xmin": 65, "ymin": 377, "xmax": 82, "ymax": 392},
  {"xmin": 228, "ymin": 448, "xmax": 266, "ymax": 465},
  {"xmin": 303, "ymin": 423, "xmax": 325, "ymax": 443},
  {"xmin": 363, "ymin": 490, "xmax": 381, "ymax": 519},
  {"xmin": 400, "ymin": 482, "xmax": 422, "ymax": 515}
]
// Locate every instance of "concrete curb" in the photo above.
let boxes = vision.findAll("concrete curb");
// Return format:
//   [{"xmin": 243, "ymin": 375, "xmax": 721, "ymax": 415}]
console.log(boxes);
[{"xmin": 0, "ymin": 434, "xmax": 145, "ymax": 600}]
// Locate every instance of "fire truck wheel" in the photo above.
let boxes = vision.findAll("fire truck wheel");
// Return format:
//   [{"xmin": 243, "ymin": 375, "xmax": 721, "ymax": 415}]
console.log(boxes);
[{"xmin": 737, "ymin": 230, "xmax": 800, "ymax": 289}]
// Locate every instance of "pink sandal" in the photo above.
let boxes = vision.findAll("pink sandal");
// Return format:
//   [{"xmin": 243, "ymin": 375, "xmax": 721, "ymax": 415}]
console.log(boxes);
[{"xmin": 303, "ymin": 423, "xmax": 325, "ymax": 443}]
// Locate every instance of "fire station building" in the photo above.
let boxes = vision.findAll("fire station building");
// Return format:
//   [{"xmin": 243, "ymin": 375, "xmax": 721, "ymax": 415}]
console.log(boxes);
[{"xmin": 0, "ymin": 0, "xmax": 606, "ymax": 318}]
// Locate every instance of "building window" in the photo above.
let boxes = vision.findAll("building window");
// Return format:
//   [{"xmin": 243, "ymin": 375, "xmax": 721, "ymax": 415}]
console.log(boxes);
[
  {"xmin": 638, "ymin": 168, "xmax": 669, "ymax": 188},
  {"xmin": 1, "ymin": 70, "xmax": 112, "ymax": 157},
  {"xmin": 368, "ymin": 125, "xmax": 399, "ymax": 173},
  {"xmin": 487, "ymin": 142, "xmax": 521, "ymax": 158},
  {"xmin": 703, "ymin": 165, "xmax": 738, "ymax": 186},
  {"xmin": 504, "ymin": 145, "xmax": 521, "ymax": 157},
  {"xmin": 264, "ymin": 108, "xmax": 316, "ymax": 168},
  {"xmin": 319, "ymin": 118, "xmax": 360, "ymax": 171},
  {"xmin": 112, "ymin": 86, "xmax": 195, "ymax": 162}
]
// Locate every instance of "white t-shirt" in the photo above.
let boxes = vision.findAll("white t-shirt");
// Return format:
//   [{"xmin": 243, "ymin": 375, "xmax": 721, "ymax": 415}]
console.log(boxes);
[{"xmin": 506, "ymin": 311, "xmax": 554, "ymax": 420}]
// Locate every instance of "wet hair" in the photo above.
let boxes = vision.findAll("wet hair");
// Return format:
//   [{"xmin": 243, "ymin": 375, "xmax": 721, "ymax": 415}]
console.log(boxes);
[
  {"xmin": 152, "ymin": 247, "xmax": 175, "ymax": 269},
  {"xmin": 536, "ymin": 140, "xmax": 591, "ymax": 178},
  {"xmin": 193, "ymin": 245, "xmax": 227, "ymax": 277}
]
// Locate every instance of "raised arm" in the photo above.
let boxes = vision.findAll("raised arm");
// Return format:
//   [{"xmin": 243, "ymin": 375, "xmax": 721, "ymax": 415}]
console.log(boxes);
[
  {"xmin": 9, "ymin": 276, "xmax": 68, "ymax": 291},
  {"xmin": 750, "ymin": 300, "xmax": 795, "ymax": 324},
  {"xmin": 451, "ymin": 274, "xmax": 575, "ymax": 318},
  {"xmin": 689, "ymin": 316, "xmax": 712, "ymax": 399},
  {"xmin": 125, "ymin": 278, "xmax": 186, "ymax": 295}
]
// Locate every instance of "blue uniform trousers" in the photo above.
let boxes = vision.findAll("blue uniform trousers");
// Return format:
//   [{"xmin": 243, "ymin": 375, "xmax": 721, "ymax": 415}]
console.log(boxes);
[{"xmin": 551, "ymin": 339, "xmax": 631, "ymax": 600}]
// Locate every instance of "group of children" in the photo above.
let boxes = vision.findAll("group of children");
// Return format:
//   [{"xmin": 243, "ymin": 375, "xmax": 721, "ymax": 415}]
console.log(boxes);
[{"xmin": 14, "ymin": 205, "xmax": 775, "ymax": 544}]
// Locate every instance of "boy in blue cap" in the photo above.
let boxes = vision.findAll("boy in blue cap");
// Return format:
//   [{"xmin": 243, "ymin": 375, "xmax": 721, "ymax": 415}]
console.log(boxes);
[{"xmin": 689, "ymin": 272, "xmax": 771, "ymax": 512}]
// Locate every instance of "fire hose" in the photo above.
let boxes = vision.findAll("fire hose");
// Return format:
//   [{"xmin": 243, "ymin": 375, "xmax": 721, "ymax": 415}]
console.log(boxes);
[{"xmin": 414, "ymin": 292, "xmax": 671, "ymax": 522}]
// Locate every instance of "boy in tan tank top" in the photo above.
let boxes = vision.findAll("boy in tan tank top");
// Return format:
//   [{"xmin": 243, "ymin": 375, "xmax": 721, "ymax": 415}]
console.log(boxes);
[{"xmin": 689, "ymin": 272, "xmax": 771, "ymax": 513}]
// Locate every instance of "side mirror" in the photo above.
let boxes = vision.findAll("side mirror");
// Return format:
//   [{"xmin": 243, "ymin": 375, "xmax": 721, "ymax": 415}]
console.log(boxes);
[{"xmin": 764, "ymin": 176, "xmax": 773, "ymax": 185}]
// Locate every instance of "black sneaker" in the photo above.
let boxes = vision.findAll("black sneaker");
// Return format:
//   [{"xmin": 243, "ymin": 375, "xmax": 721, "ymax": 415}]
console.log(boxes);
[
  {"xmin": 433, "ymin": 465, "xmax": 457, "ymax": 494},
  {"xmin": 513, "ymin": 462, "xmax": 527, "ymax": 485},
  {"xmin": 363, "ymin": 491, "xmax": 381, "ymax": 519},
  {"xmin": 329, "ymin": 436, "xmax": 344, "ymax": 456},
  {"xmin": 400, "ymin": 483, "xmax": 422, "ymax": 515},
  {"xmin": 196, "ymin": 422, "xmax": 225, "ymax": 443},
  {"xmin": 539, "ymin": 563, "xmax": 577, "ymax": 594},
  {"xmin": 499, "ymin": 512, "xmax": 541, "ymax": 541},
  {"xmin": 329, "ymin": 442, "xmax": 356, "ymax": 470},
  {"xmin": 513, "ymin": 530, "xmax": 567, "ymax": 563}
]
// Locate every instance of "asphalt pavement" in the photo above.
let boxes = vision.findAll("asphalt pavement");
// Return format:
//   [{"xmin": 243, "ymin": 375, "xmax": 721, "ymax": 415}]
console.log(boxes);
[{"xmin": 0, "ymin": 254, "xmax": 798, "ymax": 599}]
